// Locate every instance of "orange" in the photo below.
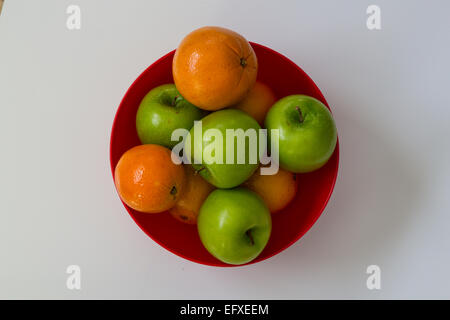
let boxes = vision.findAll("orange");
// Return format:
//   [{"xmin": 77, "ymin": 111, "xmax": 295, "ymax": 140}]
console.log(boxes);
[
  {"xmin": 114, "ymin": 144, "xmax": 186, "ymax": 213},
  {"xmin": 170, "ymin": 166, "xmax": 215, "ymax": 224},
  {"xmin": 244, "ymin": 167, "xmax": 298, "ymax": 213},
  {"xmin": 234, "ymin": 81, "xmax": 276, "ymax": 126},
  {"xmin": 173, "ymin": 26, "xmax": 258, "ymax": 111}
]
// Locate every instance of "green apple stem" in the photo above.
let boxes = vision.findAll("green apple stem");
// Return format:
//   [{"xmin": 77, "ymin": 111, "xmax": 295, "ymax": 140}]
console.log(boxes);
[
  {"xmin": 246, "ymin": 229, "xmax": 255, "ymax": 246},
  {"xmin": 195, "ymin": 167, "xmax": 205, "ymax": 175},
  {"xmin": 172, "ymin": 96, "xmax": 178, "ymax": 107},
  {"xmin": 295, "ymin": 106, "xmax": 304, "ymax": 123}
]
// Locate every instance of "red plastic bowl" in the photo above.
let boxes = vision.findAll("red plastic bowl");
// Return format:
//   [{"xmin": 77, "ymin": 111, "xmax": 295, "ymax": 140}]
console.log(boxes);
[{"xmin": 110, "ymin": 42, "xmax": 339, "ymax": 267}]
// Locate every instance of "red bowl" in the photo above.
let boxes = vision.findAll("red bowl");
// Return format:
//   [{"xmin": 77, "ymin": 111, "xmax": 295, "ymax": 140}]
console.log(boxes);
[{"xmin": 110, "ymin": 42, "xmax": 339, "ymax": 267}]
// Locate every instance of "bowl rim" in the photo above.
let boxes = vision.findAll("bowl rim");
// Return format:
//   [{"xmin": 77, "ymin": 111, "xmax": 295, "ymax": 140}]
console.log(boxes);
[{"xmin": 109, "ymin": 41, "xmax": 340, "ymax": 267}]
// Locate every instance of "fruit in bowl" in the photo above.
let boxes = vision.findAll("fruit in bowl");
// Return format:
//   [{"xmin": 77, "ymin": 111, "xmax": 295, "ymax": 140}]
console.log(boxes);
[
  {"xmin": 234, "ymin": 81, "xmax": 276, "ymax": 126},
  {"xmin": 173, "ymin": 26, "xmax": 257, "ymax": 111},
  {"xmin": 186, "ymin": 109, "xmax": 261, "ymax": 189},
  {"xmin": 136, "ymin": 84, "xmax": 205, "ymax": 148},
  {"xmin": 110, "ymin": 26, "xmax": 339, "ymax": 267},
  {"xmin": 244, "ymin": 167, "xmax": 298, "ymax": 213},
  {"xmin": 265, "ymin": 95, "xmax": 337, "ymax": 173},
  {"xmin": 197, "ymin": 187, "xmax": 272, "ymax": 265},
  {"xmin": 114, "ymin": 144, "xmax": 186, "ymax": 213},
  {"xmin": 170, "ymin": 165, "xmax": 215, "ymax": 224}
]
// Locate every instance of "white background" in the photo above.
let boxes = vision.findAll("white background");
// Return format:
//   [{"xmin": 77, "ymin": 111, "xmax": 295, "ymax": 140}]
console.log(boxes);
[{"xmin": 1, "ymin": 0, "xmax": 449, "ymax": 299}]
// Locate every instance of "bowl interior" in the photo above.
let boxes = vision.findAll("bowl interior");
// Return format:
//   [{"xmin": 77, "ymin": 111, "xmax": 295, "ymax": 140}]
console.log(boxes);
[{"xmin": 110, "ymin": 42, "xmax": 339, "ymax": 267}]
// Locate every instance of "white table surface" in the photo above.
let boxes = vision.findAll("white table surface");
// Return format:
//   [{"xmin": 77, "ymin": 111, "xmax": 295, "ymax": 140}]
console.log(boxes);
[{"xmin": 1, "ymin": 0, "xmax": 449, "ymax": 299}]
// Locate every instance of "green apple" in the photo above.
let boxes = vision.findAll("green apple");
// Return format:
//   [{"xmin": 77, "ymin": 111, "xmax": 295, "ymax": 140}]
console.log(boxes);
[
  {"xmin": 265, "ymin": 94, "xmax": 337, "ymax": 172},
  {"xmin": 186, "ymin": 109, "xmax": 261, "ymax": 188},
  {"xmin": 197, "ymin": 187, "xmax": 271, "ymax": 265},
  {"xmin": 136, "ymin": 84, "xmax": 205, "ymax": 148}
]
